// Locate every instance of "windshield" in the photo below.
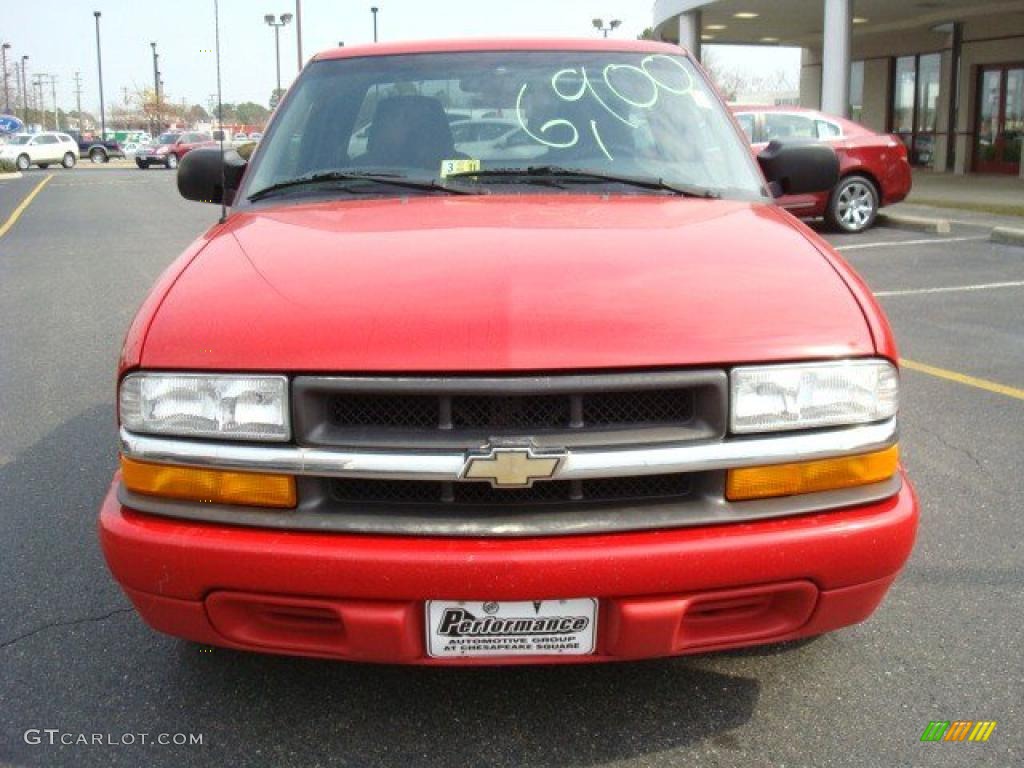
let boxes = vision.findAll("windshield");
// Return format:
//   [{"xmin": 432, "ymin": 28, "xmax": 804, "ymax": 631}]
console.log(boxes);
[
  {"xmin": 242, "ymin": 50, "xmax": 766, "ymax": 202},
  {"xmin": 157, "ymin": 133, "xmax": 179, "ymax": 144},
  {"xmin": 9, "ymin": 135, "xmax": 31, "ymax": 145}
]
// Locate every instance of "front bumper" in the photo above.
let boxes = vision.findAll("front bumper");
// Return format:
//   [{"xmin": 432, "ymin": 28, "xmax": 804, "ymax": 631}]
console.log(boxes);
[{"xmin": 99, "ymin": 472, "xmax": 918, "ymax": 665}]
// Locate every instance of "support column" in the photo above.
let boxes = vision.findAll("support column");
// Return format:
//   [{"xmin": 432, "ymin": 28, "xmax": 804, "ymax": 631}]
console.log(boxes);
[
  {"xmin": 821, "ymin": 0, "xmax": 852, "ymax": 117},
  {"xmin": 678, "ymin": 11, "xmax": 701, "ymax": 61},
  {"xmin": 945, "ymin": 22, "xmax": 963, "ymax": 172}
]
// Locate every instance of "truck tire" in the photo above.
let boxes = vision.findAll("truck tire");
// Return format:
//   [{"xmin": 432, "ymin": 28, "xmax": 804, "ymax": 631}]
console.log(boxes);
[
  {"xmin": 62, "ymin": 152, "xmax": 77, "ymax": 168},
  {"xmin": 90, "ymin": 147, "xmax": 107, "ymax": 164}
]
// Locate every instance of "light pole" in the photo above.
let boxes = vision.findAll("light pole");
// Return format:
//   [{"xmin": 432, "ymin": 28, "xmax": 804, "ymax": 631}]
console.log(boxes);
[
  {"xmin": 20, "ymin": 54, "xmax": 28, "ymax": 124},
  {"xmin": 32, "ymin": 75, "xmax": 43, "ymax": 126},
  {"xmin": 592, "ymin": 18, "xmax": 622, "ymax": 38},
  {"xmin": 94, "ymin": 11, "xmax": 106, "ymax": 138},
  {"xmin": 371, "ymin": 7, "xmax": 379, "ymax": 43},
  {"xmin": 264, "ymin": 13, "xmax": 293, "ymax": 97},
  {"xmin": 1, "ymin": 43, "xmax": 10, "ymax": 114},
  {"xmin": 150, "ymin": 42, "xmax": 160, "ymax": 133},
  {"xmin": 74, "ymin": 71, "xmax": 83, "ymax": 130},
  {"xmin": 49, "ymin": 74, "xmax": 59, "ymax": 130},
  {"xmin": 295, "ymin": 0, "xmax": 303, "ymax": 70}
]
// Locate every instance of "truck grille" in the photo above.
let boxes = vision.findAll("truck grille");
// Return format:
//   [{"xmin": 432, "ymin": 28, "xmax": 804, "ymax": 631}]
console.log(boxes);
[
  {"xmin": 328, "ymin": 389, "xmax": 692, "ymax": 431},
  {"xmin": 293, "ymin": 371, "xmax": 726, "ymax": 450}
]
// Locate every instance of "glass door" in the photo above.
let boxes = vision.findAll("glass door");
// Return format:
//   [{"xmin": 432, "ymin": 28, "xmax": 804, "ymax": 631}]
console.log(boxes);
[
  {"xmin": 974, "ymin": 65, "xmax": 1024, "ymax": 174},
  {"xmin": 892, "ymin": 56, "xmax": 917, "ymax": 159},
  {"xmin": 890, "ymin": 54, "xmax": 942, "ymax": 167}
]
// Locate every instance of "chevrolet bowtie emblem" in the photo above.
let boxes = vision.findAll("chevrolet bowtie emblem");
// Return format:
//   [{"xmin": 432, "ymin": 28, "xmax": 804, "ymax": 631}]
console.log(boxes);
[{"xmin": 461, "ymin": 447, "xmax": 565, "ymax": 488}]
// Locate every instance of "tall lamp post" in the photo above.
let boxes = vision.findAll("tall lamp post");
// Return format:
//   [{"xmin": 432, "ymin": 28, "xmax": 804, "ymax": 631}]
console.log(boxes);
[
  {"xmin": 150, "ymin": 42, "xmax": 160, "ymax": 133},
  {"xmin": 49, "ymin": 74, "xmax": 59, "ymax": 130},
  {"xmin": 371, "ymin": 7, "xmax": 379, "ymax": 43},
  {"xmin": 1, "ymin": 43, "xmax": 11, "ymax": 114},
  {"xmin": 264, "ymin": 13, "xmax": 293, "ymax": 97},
  {"xmin": 20, "ymin": 55, "xmax": 29, "ymax": 124},
  {"xmin": 295, "ymin": 0, "xmax": 303, "ymax": 70},
  {"xmin": 94, "ymin": 11, "xmax": 106, "ymax": 138},
  {"xmin": 32, "ymin": 75, "xmax": 43, "ymax": 126},
  {"xmin": 592, "ymin": 18, "xmax": 622, "ymax": 38}
]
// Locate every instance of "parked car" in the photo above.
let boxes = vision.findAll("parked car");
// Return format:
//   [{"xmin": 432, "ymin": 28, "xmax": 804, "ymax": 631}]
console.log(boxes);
[
  {"xmin": 450, "ymin": 118, "xmax": 548, "ymax": 161},
  {"xmin": 101, "ymin": 39, "xmax": 916, "ymax": 666},
  {"xmin": 249, "ymin": 132, "xmax": 263, "ymax": 142},
  {"xmin": 731, "ymin": 106, "xmax": 912, "ymax": 233},
  {"xmin": 135, "ymin": 131, "xmax": 214, "ymax": 169},
  {"xmin": 234, "ymin": 132, "xmax": 248, "ymax": 142},
  {"xmin": 66, "ymin": 129, "xmax": 125, "ymax": 164},
  {"xmin": 0, "ymin": 132, "xmax": 79, "ymax": 170}
]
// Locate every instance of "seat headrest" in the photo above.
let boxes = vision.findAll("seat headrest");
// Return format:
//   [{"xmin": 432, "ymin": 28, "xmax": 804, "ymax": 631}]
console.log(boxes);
[{"xmin": 367, "ymin": 95, "xmax": 455, "ymax": 169}]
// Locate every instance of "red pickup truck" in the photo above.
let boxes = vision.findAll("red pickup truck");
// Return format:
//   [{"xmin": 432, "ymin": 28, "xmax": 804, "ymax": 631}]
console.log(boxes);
[{"xmin": 100, "ymin": 38, "xmax": 917, "ymax": 665}]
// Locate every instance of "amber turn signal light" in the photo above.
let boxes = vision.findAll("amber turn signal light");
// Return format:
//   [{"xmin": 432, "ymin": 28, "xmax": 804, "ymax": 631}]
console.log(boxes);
[
  {"xmin": 726, "ymin": 445, "xmax": 899, "ymax": 501},
  {"xmin": 120, "ymin": 456, "xmax": 296, "ymax": 508}
]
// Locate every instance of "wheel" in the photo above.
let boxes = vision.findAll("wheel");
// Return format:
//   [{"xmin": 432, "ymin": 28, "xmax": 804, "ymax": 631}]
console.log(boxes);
[
  {"xmin": 38, "ymin": 163, "xmax": 49, "ymax": 169},
  {"xmin": 165, "ymin": 154, "xmax": 179, "ymax": 170},
  {"xmin": 16, "ymin": 154, "xmax": 30, "ymax": 171},
  {"xmin": 62, "ymin": 152, "xmax": 76, "ymax": 168},
  {"xmin": 136, "ymin": 160, "xmax": 148, "ymax": 169},
  {"xmin": 827, "ymin": 175, "xmax": 879, "ymax": 233},
  {"xmin": 90, "ymin": 148, "xmax": 107, "ymax": 164}
]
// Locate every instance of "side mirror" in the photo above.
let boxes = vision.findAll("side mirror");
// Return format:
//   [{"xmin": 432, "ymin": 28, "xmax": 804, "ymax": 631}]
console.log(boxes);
[
  {"xmin": 177, "ymin": 147, "xmax": 247, "ymax": 205},
  {"xmin": 757, "ymin": 139, "xmax": 839, "ymax": 197}
]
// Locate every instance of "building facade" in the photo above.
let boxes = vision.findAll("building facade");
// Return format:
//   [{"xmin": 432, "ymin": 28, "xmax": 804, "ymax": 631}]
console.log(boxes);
[{"xmin": 652, "ymin": 0, "xmax": 1024, "ymax": 177}]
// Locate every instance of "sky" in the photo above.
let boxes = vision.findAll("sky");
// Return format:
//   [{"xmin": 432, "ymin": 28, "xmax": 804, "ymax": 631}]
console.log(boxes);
[{"xmin": 1, "ymin": 1, "xmax": 800, "ymax": 115}]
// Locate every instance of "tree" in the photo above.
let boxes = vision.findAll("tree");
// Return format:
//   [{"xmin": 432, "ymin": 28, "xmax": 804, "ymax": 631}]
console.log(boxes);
[
  {"xmin": 235, "ymin": 101, "xmax": 270, "ymax": 126},
  {"xmin": 216, "ymin": 103, "xmax": 238, "ymax": 123},
  {"xmin": 701, "ymin": 50, "xmax": 747, "ymax": 102},
  {"xmin": 187, "ymin": 104, "xmax": 210, "ymax": 124}
]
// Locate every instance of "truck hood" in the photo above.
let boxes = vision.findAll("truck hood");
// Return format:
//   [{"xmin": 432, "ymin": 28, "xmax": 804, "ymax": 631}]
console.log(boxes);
[{"xmin": 141, "ymin": 196, "xmax": 875, "ymax": 371}]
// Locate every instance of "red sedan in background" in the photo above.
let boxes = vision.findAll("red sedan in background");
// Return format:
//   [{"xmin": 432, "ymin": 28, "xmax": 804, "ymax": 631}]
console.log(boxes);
[
  {"xmin": 732, "ymin": 106, "xmax": 912, "ymax": 233},
  {"xmin": 136, "ymin": 131, "xmax": 216, "ymax": 170}
]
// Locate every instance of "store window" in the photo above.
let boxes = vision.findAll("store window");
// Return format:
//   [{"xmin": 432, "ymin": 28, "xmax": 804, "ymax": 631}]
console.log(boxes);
[
  {"xmin": 849, "ymin": 61, "xmax": 864, "ymax": 123},
  {"xmin": 890, "ymin": 53, "xmax": 942, "ymax": 166}
]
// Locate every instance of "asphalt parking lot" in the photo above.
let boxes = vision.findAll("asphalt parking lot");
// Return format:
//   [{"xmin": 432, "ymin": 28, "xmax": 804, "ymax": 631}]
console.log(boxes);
[{"xmin": 1, "ymin": 167, "xmax": 1022, "ymax": 768}]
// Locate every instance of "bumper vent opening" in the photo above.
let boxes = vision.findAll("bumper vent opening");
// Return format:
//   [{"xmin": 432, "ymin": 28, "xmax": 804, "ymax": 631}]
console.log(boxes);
[{"xmin": 328, "ymin": 473, "xmax": 693, "ymax": 508}]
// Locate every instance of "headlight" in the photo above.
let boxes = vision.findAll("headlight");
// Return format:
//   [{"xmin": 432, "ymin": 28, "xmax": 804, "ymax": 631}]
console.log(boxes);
[
  {"xmin": 731, "ymin": 359, "xmax": 898, "ymax": 434},
  {"xmin": 120, "ymin": 373, "xmax": 290, "ymax": 441}
]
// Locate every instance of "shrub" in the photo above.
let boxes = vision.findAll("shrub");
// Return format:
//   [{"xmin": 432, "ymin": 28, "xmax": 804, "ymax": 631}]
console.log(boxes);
[{"xmin": 0, "ymin": 158, "xmax": 17, "ymax": 173}]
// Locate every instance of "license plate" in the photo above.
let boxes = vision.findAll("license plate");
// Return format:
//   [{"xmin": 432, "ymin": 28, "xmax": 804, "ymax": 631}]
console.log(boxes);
[{"xmin": 426, "ymin": 599, "xmax": 597, "ymax": 658}]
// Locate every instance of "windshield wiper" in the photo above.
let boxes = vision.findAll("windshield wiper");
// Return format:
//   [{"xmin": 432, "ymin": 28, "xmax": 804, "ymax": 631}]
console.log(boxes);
[
  {"xmin": 445, "ymin": 166, "xmax": 721, "ymax": 199},
  {"xmin": 247, "ymin": 170, "xmax": 479, "ymax": 201}
]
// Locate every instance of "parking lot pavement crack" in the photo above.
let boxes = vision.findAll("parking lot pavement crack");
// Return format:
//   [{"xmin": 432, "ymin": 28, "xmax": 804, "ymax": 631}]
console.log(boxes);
[
  {"xmin": 0, "ymin": 607, "xmax": 134, "ymax": 651},
  {"xmin": 915, "ymin": 424, "xmax": 1007, "ymax": 494}
]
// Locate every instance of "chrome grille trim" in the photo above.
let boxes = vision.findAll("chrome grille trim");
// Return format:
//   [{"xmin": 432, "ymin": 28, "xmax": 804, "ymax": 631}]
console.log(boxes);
[{"xmin": 119, "ymin": 417, "xmax": 898, "ymax": 482}]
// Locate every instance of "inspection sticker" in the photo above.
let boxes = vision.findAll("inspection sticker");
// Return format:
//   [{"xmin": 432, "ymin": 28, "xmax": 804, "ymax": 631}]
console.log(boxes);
[
  {"xmin": 426, "ymin": 599, "xmax": 597, "ymax": 657},
  {"xmin": 440, "ymin": 158, "xmax": 481, "ymax": 178}
]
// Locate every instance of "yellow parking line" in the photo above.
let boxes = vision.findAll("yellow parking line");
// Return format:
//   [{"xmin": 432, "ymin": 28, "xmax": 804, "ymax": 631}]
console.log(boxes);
[
  {"xmin": 0, "ymin": 174, "xmax": 54, "ymax": 240},
  {"xmin": 901, "ymin": 358, "xmax": 1024, "ymax": 401}
]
